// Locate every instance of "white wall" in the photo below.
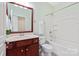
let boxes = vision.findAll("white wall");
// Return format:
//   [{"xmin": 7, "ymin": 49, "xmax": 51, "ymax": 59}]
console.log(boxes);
[
  {"xmin": 49, "ymin": 2, "xmax": 79, "ymax": 56},
  {"xmin": 30, "ymin": 2, "xmax": 54, "ymax": 35},
  {"xmin": 0, "ymin": 3, "xmax": 6, "ymax": 56},
  {"xmin": 0, "ymin": 3, "xmax": 4, "ymax": 36}
]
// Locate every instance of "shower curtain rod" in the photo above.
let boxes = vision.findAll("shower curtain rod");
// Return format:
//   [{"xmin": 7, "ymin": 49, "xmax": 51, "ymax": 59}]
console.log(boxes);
[{"xmin": 45, "ymin": 2, "xmax": 79, "ymax": 16}]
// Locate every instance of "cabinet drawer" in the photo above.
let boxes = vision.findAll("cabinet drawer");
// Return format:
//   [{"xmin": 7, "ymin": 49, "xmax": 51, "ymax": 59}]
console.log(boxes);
[
  {"xmin": 6, "ymin": 49, "xmax": 17, "ymax": 56},
  {"xmin": 16, "ymin": 39, "xmax": 32, "ymax": 47},
  {"xmin": 6, "ymin": 42, "xmax": 15, "ymax": 49},
  {"xmin": 25, "ymin": 44, "xmax": 39, "ymax": 56},
  {"xmin": 32, "ymin": 38, "xmax": 39, "ymax": 44}
]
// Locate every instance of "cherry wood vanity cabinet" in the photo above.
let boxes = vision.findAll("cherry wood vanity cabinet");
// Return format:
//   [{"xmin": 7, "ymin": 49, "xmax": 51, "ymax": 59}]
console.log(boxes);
[{"xmin": 6, "ymin": 37, "xmax": 39, "ymax": 56}]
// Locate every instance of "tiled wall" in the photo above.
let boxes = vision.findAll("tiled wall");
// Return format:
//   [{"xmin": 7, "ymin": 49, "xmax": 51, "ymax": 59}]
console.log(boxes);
[
  {"xmin": 44, "ymin": 3, "xmax": 79, "ymax": 56},
  {"xmin": 52, "ymin": 3, "xmax": 79, "ymax": 56}
]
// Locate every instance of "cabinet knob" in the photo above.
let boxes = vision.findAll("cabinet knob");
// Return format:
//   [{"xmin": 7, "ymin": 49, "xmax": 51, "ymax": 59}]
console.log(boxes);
[
  {"xmin": 26, "ymin": 48, "xmax": 29, "ymax": 51},
  {"xmin": 21, "ymin": 49, "xmax": 24, "ymax": 52},
  {"xmin": 36, "ymin": 40, "xmax": 37, "ymax": 42},
  {"xmin": 34, "ymin": 40, "xmax": 37, "ymax": 43},
  {"xmin": 7, "ymin": 42, "xmax": 9, "ymax": 44},
  {"xmin": 6, "ymin": 46, "xmax": 8, "ymax": 48}
]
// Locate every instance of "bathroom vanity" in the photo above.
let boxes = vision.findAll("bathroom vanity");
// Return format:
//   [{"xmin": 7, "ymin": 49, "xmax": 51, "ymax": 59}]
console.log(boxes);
[
  {"xmin": 6, "ymin": 34, "xmax": 39, "ymax": 56},
  {"xmin": 5, "ymin": 2, "xmax": 39, "ymax": 56}
]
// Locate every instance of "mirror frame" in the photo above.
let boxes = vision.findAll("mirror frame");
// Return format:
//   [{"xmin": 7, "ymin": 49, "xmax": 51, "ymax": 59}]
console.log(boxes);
[{"xmin": 6, "ymin": 2, "xmax": 33, "ymax": 34}]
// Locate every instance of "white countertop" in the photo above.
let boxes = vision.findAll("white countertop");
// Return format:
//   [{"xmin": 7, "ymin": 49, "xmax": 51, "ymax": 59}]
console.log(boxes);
[{"xmin": 6, "ymin": 33, "xmax": 39, "ymax": 42}]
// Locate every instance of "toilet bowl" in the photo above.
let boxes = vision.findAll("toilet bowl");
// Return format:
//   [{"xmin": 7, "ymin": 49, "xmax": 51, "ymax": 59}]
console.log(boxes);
[
  {"xmin": 41, "ymin": 43, "xmax": 53, "ymax": 56},
  {"xmin": 39, "ymin": 36, "xmax": 53, "ymax": 56}
]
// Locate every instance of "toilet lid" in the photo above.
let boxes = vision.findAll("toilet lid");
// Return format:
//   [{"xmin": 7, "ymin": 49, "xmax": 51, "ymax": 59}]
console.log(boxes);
[{"xmin": 42, "ymin": 44, "xmax": 53, "ymax": 49}]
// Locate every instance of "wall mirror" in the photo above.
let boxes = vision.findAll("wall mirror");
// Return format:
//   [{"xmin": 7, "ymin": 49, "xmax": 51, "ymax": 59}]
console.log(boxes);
[{"xmin": 6, "ymin": 2, "xmax": 33, "ymax": 34}]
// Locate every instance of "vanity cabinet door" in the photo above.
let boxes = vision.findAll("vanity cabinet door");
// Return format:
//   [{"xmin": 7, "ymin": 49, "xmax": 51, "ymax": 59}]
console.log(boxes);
[
  {"xmin": 16, "ymin": 47, "xmax": 25, "ymax": 56},
  {"xmin": 25, "ymin": 44, "xmax": 39, "ymax": 56},
  {"xmin": 30, "ymin": 44, "xmax": 39, "ymax": 56},
  {"xmin": 6, "ymin": 49, "xmax": 17, "ymax": 56},
  {"xmin": 25, "ymin": 47, "xmax": 31, "ymax": 56}
]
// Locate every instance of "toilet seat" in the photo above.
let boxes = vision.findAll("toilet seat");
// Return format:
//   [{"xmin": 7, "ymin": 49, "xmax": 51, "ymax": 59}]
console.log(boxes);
[
  {"xmin": 42, "ymin": 44, "xmax": 53, "ymax": 50},
  {"xmin": 41, "ymin": 44, "xmax": 53, "ymax": 56},
  {"xmin": 42, "ymin": 44, "xmax": 53, "ymax": 53}
]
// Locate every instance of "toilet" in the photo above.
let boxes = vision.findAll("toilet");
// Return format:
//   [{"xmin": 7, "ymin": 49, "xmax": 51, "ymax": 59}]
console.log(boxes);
[
  {"xmin": 42, "ymin": 43, "xmax": 53, "ymax": 56},
  {"xmin": 39, "ymin": 36, "xmax": 53, "ymax": 56}
]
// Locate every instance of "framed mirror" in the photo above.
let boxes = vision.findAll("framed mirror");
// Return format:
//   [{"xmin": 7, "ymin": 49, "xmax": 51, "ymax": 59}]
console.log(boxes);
[{"xmin": 6, "ymin": 2, "xmax": 33, "ymax": 34}]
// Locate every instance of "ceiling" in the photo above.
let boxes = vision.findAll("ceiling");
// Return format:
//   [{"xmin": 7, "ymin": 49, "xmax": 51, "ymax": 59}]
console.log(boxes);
[
  {"xmin": 15, "ymin": 2, "xmax": 75, "ymax": 13},
  {"xmin": 48, "ymin": 2, "xmax": 74, "ymax": 11},
  {"xmin": 15, "ymin": 2, "xmax": 75, "ymax": 10}
]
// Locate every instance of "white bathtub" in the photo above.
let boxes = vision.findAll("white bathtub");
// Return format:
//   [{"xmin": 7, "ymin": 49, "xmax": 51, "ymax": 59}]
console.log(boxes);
[{"xmin": 47, "ymin": 39, "xmax": 79, "ymax": 56}]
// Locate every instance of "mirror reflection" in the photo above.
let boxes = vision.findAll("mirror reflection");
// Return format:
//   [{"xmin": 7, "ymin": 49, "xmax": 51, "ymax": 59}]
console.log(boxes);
[{"xmin": 6, "ymin": 2, "xmax": 33, "ymax": 34}]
